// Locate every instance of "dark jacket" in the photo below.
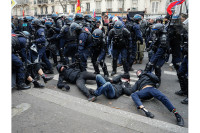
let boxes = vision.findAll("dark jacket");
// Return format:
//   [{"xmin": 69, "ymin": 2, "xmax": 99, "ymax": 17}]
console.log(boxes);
[
  {"xmin": 132, "ymin": 72, "xmax": 159, "ymax": 93},
  {"xmin": 57, "ymin": 66, "xmax": 81, "ymax": 89},
  {"xmin": 108, "ymin": 75, "xmax": 134, "ymax": 98}
]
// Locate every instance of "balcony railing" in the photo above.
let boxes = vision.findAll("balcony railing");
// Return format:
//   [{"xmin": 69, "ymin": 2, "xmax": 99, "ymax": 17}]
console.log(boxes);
[{"xmin": 37, "ymin": 0, "xmax": 48, "ymax": 4}]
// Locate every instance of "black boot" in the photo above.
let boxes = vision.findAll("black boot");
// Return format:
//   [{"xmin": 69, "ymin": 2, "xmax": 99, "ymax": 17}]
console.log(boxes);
[
  {"xmin": 175, "ymin": 113, "xmax": 184, "ymax": 127},
  {"xmin": 42, "ymin": 74, "xmax": 54, "ymax": 83},
  {"xmin": 17, "ymin": 83, "xmax": 31, "ymax": 90},
  {"xmin": 181, "ymin": 97, "xmax": 188, "ymax": 104},
  {"xmin": 144, "ymin": 62, "xmax": 154, "ymax": 72},
  {"xmin": 145, "ymin": 111, "xmax": 155, "ymax": 118},
  {"xmin": 175, "ymin": 74, "xmax": 188, "ymax": 96},
  {"xmin": 122, "ymin": 59, "xmax": 129, "ymax": 74},
  {"xmin": 59, "ymin": 48, "xmax": 65, "ymax": 62},
  {"xmin": 101, "ymin": 64, "xmax": 109, "ymax": 78},
  {"xmin": 111, "ymin": 59, "xmax": 117, "ymax": 76},
  {"xmin": 92, "ymin": 61, "xmax": 100, "ymax": 75},
  {"xmin": 141, "ymin": 108, "xmax": 154, "ymax": 118},
  {"xmin": 111, "ymin": 71, "xmax": 117, "ymax": 76},
  {"xmin": 155, "ymin": 66, "xmax": 161, "ymax": 87},
  {"xmin": 33, "ymin": 81, "xmax": 45, "ymax": 88}
]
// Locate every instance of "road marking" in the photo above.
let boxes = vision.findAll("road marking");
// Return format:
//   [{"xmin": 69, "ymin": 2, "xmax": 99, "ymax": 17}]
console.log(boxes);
[
  {"xmin": 12, "ymin": 103, "xmax": 31, "ymax": 117},
  {"xmin": 22, "ymin": 88, "xmax": 187, "ymax": 133},
  {"xmin": 164, "ymin": 71, "xmax": 177, "ymax": 76},
  {"xmin": 53, "ymin": 74, "xmax": 59, "ymax": 80}
]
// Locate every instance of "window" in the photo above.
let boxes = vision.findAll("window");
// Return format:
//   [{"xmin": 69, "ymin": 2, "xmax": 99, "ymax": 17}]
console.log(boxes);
[
  {"xmin": 96, "ymin": 1, "xmax": 101, "ymax": 10},
  {"xmin": 64, "ymin": 5, "xmax": 67, "ymax": 13},
  {"xmin": 106, "ymin": 0, "xmax": 112, "ymax": 10},
  {"xmin": 132, "ymin": 0, "xmax": 138, "ymax": 11},
  {"xmin": 152, "ymin": 1, "xmax": 159, "ymax": 14},
  {"xmin": 34, "ymin": 7, "xmax": 37, "ymax": 15},
  {"xmin": 41, "ymin": 7, "xmax": 43, "ymax": 14},
  {"xmin": 34, "ymin": 0, "xmax": 36, "ymax": 4},
  {"xmin": 86, "ymin": 3, "xmax": 90, "ymax": 11},
  {"xmin": 51, "ymin": 0, "xmax": 54, "ymax": 2},
  {"xmin": 26, "ymin": 8, "xmax": 29, "ymax": 15},
  {"xmin": 52, "ymin": 6, "xmax": 55, "ymax": 13},
  {"xmin": 45, "ymin": 7, "xmax": 48, "ymax": 14},
  {"xmin": 118, "ymin": 0, "xmax": 123, "ymax": 8},
  {"xmin": 72, "ymin": 4, "xmax": 75, "ymax": 13}
]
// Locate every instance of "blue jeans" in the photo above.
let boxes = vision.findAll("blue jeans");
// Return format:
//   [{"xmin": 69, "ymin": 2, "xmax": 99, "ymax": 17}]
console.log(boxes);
[
  {"xmin": 94, "ymin": 74, "xmax": 115, "ymax": 99},
  {"xmin": 131, "ymin": 87, "xmax": 175, "ymax": 112}
]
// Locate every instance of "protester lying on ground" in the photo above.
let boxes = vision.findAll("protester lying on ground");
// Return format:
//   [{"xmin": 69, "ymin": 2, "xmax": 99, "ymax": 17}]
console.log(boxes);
[
  {"xmin": 130, "ymin": 69, "xmax": 184, "ymax": 127},
  {"xmin": 89, "ymin": 74, "xmax": 134, "ymax": 100}
]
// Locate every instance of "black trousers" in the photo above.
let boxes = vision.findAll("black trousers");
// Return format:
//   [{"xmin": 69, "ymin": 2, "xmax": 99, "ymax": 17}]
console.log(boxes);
[{"xmin": 76, "ymin": 71, "xmax": 96, "ymax": 98}]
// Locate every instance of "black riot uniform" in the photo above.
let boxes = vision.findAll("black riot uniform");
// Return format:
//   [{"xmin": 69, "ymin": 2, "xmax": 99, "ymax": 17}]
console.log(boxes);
[
  {"xmin": 91, "ymin": 29, "xmax": 109, "ymax": 77},
  {"xmin": 108, "ymin": 21, "xmax": 132, "ymax": 76}
]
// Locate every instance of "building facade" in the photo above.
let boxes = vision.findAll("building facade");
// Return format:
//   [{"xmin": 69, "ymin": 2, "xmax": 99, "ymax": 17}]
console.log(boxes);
[{"xmin": 12, "ymin": 0, "xmax": 188, "ymax": 18}]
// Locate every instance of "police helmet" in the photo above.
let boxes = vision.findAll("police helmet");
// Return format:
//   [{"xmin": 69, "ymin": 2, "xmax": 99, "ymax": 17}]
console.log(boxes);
[
  {"xmin": 51, "ymin": 13, "xmax": 58, "ymax": 19},
  {"xmin": 114, "ymin": 21, "xmax": 123, "ymax": 29},
  {"xmin": 152, "ymin": 23, "xmax": 164, "ymax": 33},
  {"xmin": 84, "ymin": 14, "xmax": 93, "ymax": 22},
  {"xmin": 92, "ymin": 29, "xmax": 103, "ymax": 39},
  {"xmin": 70, "ymin": 22, "xmax": 82, "ymax": 32},
  {"xmin": 75, "ymin": 13, "xmax": 83, "ymax": 20},
  {"xmin": 156, "ymin": 16, "xmax": 163, "ymax": 23},
  {"xmin": 31, "ymin": 19, "xmax": 44, "ymax": 28},
  {"xmin": 170, "ymin": 15, "xmax": 182, "ymax": 26},
  {"xmin": 19, "ymin": 31, "xmax": 31, "ymax": 38},
  {"xmin": 64, "ymin": 17, "xmax": 73, "ymax": 25},
  {"xmin": 45, "ymin": 21, "xmax": 53, "ymax": 26},
  {"xmin": 24, "ymin": 16, "xmax": 32, "ymax": 22},
  {"xmin": 112, "ymin": 16, "xmax": 119, "ymax": 23},
  {"xmin": 134, "ymin": 14, "xmax": 142, "ymax": 21}
]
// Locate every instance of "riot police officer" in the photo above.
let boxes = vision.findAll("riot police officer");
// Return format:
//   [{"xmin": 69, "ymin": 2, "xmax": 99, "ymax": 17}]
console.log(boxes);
[
  {"xmin": 31, "ymin": 19, "xmax": 54, "ymax": 74},
  {"xmin": 51, "ymin": 13, "xmax": 64, "ymax": 62},
  {"xmin": 45, "ymin": 21, "xmax": 58, "ymax": 66},
  {"xmin": 69, "ymin": 22, "xmax": 93, "ymax": 71},
  {"xmin": 108, "ymin": 21, "xmax": 132, "ymax": 76},
  {"xmin": 145, "ymin": 23, "xmax": 169, "ymax": 85},
  {"xmin": 74, "ymin": 13, "xmax": 85, "ymax": 26},
  {"xmin": 167, "ymin": 15, "xmax": 183, "ymax": 72},
  {"xmin": 91, "ymin": 29, "xmax": 109, "ymax": 77},
  {"xmin": 127, "ymin": 14, "xmax": 143, "ymax": 69},
  {"xmin": 57, "ymin": 17, "xmax": 77, "ymax": 65},
  {"xmin": 83, "ymin": 14, "xmax": 93, "ymax": 32},
  {"xmin": 175, "ymin": 18, "xmax": 188, "ymax": 104},
  {"xmin": 12, "ymin": 34, "xmax": 31, "ymax": 90}
]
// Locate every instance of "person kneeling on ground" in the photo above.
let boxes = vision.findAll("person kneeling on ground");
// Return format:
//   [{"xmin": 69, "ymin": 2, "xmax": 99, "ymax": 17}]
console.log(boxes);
[
  {"xmin": 130, "ymin": 69, "xmax": 184, "ymax": 127},
  {"xmin": 89, "ymin": 74, "xmax": 134, "ymax": 100},
  {"xmin": 56, "ymin": 63, "xmax": 97, "ymax": 102}
]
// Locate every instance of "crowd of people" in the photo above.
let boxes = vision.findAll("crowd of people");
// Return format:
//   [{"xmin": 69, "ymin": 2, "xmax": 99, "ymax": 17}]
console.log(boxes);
[{"xmin": 11, "ymin": 9, "xmax": 188, "ymax": 127}]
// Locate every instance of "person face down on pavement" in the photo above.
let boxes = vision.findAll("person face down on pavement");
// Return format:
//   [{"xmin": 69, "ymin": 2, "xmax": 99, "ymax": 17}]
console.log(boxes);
[
  {"xmin": 130, "ymin": 69, "xmax": 184, "ymax": 127},
  {"xmin": 56, "ymin": 64, "xmax": 97, "ymax": 102},
  {"xmin": 88, "ymin": 74, "xmax": 134, "ymax": 100}
]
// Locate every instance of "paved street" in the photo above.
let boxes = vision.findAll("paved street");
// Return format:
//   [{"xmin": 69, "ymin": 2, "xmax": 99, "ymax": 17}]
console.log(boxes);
[{"xmin": 12, "ymin": 52, "xmax": 188, "ymax": 133}]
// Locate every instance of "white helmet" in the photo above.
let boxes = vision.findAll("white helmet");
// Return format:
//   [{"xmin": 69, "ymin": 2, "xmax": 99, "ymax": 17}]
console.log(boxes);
[{"xmin": 112, "ymin": 16, "xmax": 119, "ymax": 23}]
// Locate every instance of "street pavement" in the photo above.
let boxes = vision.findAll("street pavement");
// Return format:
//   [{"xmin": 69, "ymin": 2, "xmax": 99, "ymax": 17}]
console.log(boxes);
[{"xmin": 12, "ymin": 52, "xmax": 188, "ymax": 133}]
